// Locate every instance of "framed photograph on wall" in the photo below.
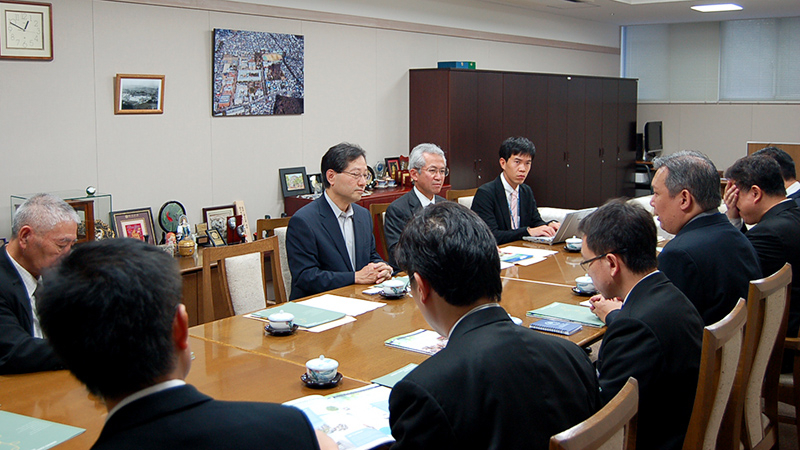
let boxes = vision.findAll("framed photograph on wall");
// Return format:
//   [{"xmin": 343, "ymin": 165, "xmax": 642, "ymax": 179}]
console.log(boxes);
[
  {"xmin": 114, "ymin": 74, "xmax": 165, "ymax": 114},
  {"xmin": 203, "ymin": 205, "xmax": 235, "ymax": 236},
  {"xmin": 279, "ymin": 167, "xmax": 310, "ymax": 197},
  {"xmin": 110, "ymin": 208, "xmax": 156, "ymax": 244}
]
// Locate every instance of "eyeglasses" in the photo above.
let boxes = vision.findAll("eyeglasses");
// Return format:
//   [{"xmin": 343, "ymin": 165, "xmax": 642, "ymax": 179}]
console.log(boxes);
[
  {"xmin": 423, "ymin": 167, "xmax": 449, "ymax": 177},
  {"xmin": 339, "ymin": 171, "xmax": 370, "ymax": 181},
  {"xmin": 579, "ymin": 249, "xmax": 625, "ymax": 272}
]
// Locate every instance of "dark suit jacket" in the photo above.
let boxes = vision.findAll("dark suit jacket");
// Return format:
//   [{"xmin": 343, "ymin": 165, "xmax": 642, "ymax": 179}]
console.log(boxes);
[
  {"xmin": 658, "ymin": 212, "xmax": 761, "ymax": 325},
  {"xmin": 0, "ymin": 245, "xmax": 62, "ymax": 374},
  {"xmin": 286, "ymin": 195, "xmax": 384, "ymax": 300},
  {"xmin": 384, "ymin": 190, "xmax": 446, "ymax": 269},
  {"xmin": 745, "ymin": 200, "xmax": 800, "ymax": 337},
  {"xmin": 599, "ymin": 272, "xmax": 704, "ymax": 450},
  {"xmin": 389, "ymin": 306, "xmax": 600, "ymax": 450},
  {"xmin": 471, "ymin": 175, "xmax": 548, "ymax": 245},
  {"xmin": 92, "ymin": 384, "xmax": 320, "ymax": 450}
]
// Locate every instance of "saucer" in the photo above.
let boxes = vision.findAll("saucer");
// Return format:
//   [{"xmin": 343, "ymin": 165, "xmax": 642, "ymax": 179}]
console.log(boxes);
[
  {"xmin": 380, "ymin": 291, "xmax": 406, "ymax": 300},
  {"xmin": 265, "ymin": 323, "xmax": 299, "ymax": 336},
  {"xmin": 301, "ymin": 372, "xmax": 343, "ymax": 389},
  {"xmin": 572, "ymin": 287, "xmax": 597, "ymax": 297},
  {"xmin": 563, "ymin": 245, "xmax": 581, "ymax": 253}
]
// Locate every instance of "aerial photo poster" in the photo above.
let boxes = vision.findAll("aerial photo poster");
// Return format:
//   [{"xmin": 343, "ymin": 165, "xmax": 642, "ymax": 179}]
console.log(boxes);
[{"xmin": 212, "ymin": 29, "xmax": 304, "ymax": 116}]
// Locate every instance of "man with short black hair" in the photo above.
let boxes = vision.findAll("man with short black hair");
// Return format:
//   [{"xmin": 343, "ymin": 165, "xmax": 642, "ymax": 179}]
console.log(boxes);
[
  {"xmin": 471, "ymin": 136, "xmax": 559, "ymax": 245},
  {"xmin": 287, "ymin": 142, "xmax": 392, "ymax": 299},
  {"xmin": 724, "ymin": 154, "xmax": 800, "ymax": 343},
  {"xmin": 384, "ymin": 143, "xmax": 448, "ymax": 269},
  {"xmin": 650, "ymin": 150, "xmax": 760, "ymax": 325},
  {"xmin": 752, "ymin": 146, "xmax": 800, "ymax": 205},
  {"xmin": 389, "ymin": 202, "xmax": 600, "ymax": 450},
  {"xmin": 37, "ymin": 239, "xmax": 334, "ymax": 450},
  {"xmin": 0, "ymin": 193, "xmax": 78, "ymax": 374},
  {"xmin": 582, "ymin": 199, "xmax": 703, "ymax": 450}
]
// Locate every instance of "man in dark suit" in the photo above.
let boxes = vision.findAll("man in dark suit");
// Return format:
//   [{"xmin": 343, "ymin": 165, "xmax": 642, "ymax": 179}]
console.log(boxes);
[
  {"xmin": 752, "ymin": 146, "xmax": 800, "ymax": 205},
  {"xmin": 37, "ymin": 238, "xmax": 335, "ymax": 450},
  {"xmin": 286, "ymin": 143, "xmax": 392, "ymax": 300},
  {"xmin": 724, "ymin": 154, "xmax": 800, "ymax": 344},
  {"xmin": 0, "ymin": 193, "xmax": 78, "ymax": 374},
  {"xmin": 471, "ymin": 136, "xmax": 559, "ymax": 245},
  {"xmin": 583, "ymin": 200, "xmax": 704, "ymax": 450},
  {"xmin": 650, "ymin": 150, "xmax": 761, "ymax": 325},
  {"xmin": 389, "ymin": 202, "xmax": 600, "ymax": 450},
  {"xmin": 384, "ymin": 143, "xmax": 448, "ymax": 269}
]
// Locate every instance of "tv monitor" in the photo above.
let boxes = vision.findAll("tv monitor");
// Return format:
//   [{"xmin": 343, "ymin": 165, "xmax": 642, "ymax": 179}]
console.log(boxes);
[{"xmin": 644, "ymin": 121, "xmax": 663, "ymax": 151}]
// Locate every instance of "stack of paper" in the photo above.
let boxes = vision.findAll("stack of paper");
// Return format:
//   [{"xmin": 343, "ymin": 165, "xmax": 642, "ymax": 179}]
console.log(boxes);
[
  {"xmin": 385, "ymin": 329, "xmax": 447, "ymax": 355},
  {"xmin": 0, "ymin": 411, "xmax": 85, "ymax": 449},
  {"xmin": 527, "ymin": 302, "xmax": 605, "ymax": 327}
]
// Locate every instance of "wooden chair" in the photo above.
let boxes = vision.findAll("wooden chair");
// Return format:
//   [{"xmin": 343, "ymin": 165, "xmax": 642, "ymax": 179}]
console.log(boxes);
[
  {"xmin": 272, "ymin": 226, "xmax": 292, "ymax": 300},
  {"xmin": 778, "ymin": 328, "xmax": 800, "ymax": 440},
  {"xmin": 549, "ymin": 377, "xmax": 638, "ymax": 450},
  {"xmin": 719, "ymin": 263, "xmax": 792, "ymax": 450},
  {"xmin": 682, "ymin": 298, "xmax": 747, "ymax": 450},
  {"xmin": 369, "ymin": 203, "xmax": 391, "ymax": 261},
  {"xmin": 201, "ymin": 236, "xmax": 287, "ymax": 323},
  {"xmin": 446, "ymin": 188, "xmax": 477, "ymax": 208},
  {"xmin": 255, "ymin": 217, "xmax": 291, "ymax": 239}
]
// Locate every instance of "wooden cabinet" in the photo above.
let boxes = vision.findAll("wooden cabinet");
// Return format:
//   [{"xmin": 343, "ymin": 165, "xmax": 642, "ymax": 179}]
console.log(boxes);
[{"xmin": 410, "ymin": 68, "xmax": 638, "ymax": 209}]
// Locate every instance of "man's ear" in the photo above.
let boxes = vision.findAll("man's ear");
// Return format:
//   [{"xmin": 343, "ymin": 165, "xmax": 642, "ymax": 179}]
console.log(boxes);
[
  {"xmin": 413, "ymin": 272, "xmax": 432, "ymax": 304},
  {"xmin": 17, "ymin": 225, "xmax": 34, "ymax": 249},
  {"xmin": 172, "ymin": 304, "xmax": 190, "ymax": 351},
  {"xmin": 750, "ymin": 185, "xmax": 764, "ymax": 204},
  {"xmin": 678, "ymin": 189, "xmax": 693, "ymax": 212},
  {"xmin": 606, "ymin": 253, "xmax": 622, "ymax": 277}
]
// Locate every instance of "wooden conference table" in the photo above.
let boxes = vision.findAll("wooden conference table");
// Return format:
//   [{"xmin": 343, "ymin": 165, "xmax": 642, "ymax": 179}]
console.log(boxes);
[{"xmin": 0, "ymin": 240, "xmax": 600, "ymax": 449}]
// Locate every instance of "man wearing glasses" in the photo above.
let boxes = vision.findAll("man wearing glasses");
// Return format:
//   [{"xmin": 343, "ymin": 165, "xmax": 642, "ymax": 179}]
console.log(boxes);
[
  {"xmin": 580, "ymin": 200, "xmax": 703, "ymax": 450},
  {"xmin": 384, "ymin": 143, "xmax": 449, "ymax": 269},
  {"xmin": 471, "ymin": 136, "xmax": 559, "ymax": 245},
  {"xmin": 1, "ymin": 193, "xmax": 78, "ymax": 374},
  {"xmin": 287, "ymin": 143, "xmax": 392, "ymax": 300}
]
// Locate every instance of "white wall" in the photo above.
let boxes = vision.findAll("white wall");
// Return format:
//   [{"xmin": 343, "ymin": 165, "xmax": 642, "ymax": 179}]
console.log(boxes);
[{"xmin": 1, "ymin": 0, "xmax": 621, "ymax": 238}]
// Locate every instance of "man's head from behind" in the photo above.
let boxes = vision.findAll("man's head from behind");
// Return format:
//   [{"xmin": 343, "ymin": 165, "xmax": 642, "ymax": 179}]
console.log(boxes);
[
  {"xmin": 753, "ymin": 146, "xmax": 796, "ymax": 184},
  {"xmin": 11, "ymin": 193, "xmax": 80, "ymax": 277},
  {"xmin": 650, "ymin": 151, "xmax": 720, "ymax": 234},
  {"xmin": 724, "ymin": 155, "xmax": 786, "ymax": 224},
  {"xmin": 498, "ymin": 137, "xmax": 535, "ymax": 188},
  {"xmin": 395, "ymin": 202, "xmax": 502, "ymax": 309},
  {"xmin": 409, "ymin": 143, "xmax": 447, "ymax": 199},
  {"xmin": 37, "ymin": 238, "xmax": 186, "ymax": 401}
]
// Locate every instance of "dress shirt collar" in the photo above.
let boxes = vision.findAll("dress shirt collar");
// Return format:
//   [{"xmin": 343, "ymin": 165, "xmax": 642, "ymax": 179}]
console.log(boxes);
[
  {"xmin": 5, "ymin": 247, "xmax": 38, "ymax": 300},
  {"xmin": 684, "ymin": 209, "xmax": 719, "ymax": 227},
  {"xmin": 447, "ymin": 302, "xmax": 502, "ymax": 339},
  {"xmin": 106, "ymin": 379, "xmax": 186, "ymax": 422},
  {"xmin": 413, "ymin": 186, "xmax": 435, "ymax": 208},
  {"xmin": 500, "ymin": 173, "xmax": 517, "ymax": 199},
  {"xmin": 621, "ymin": 270, "xmax": 660, "ymax": 305},
  {"xmin": 787, "ymin": 181, "xmax": 800, "ymax": 197},
  {"xmin": 324, "ymin": 191, "xmax": 353, "ymax": 219}
]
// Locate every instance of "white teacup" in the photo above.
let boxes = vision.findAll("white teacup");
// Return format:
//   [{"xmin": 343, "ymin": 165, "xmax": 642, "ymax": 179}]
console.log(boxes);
[
  {"xmin": 565, "ymin": 236, "xmax": 582, "ymax": 251},
  {"xmin": 306, "ymin": 355, "xmax": 339, "ymax": 383},
  {"xmin": 575, "ymin": 276, "xmax": 596, "ymax": 294},
  {"xmin": 383, "ymin": 279, "xmax": 405, "ymax": 296},
  {"xmin": 268, "ymin": 310, "xmax": 294, "ymax": 331}
]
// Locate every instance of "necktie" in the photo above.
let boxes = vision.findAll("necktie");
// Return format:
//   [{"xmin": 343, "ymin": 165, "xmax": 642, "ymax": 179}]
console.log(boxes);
[
  {"xmin": 510, "ymin": 190, "xmax": 519, "ymax": 229},
  {"xmin": 31, "ymin": 279, "xmax": 44, "ymax": 338}
]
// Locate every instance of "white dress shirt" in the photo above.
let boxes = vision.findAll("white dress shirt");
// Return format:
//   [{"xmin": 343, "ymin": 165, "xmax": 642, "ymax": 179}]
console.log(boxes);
[{"xmin": 324, "ymin": 192, "xmax": 356, "ymax": 270}]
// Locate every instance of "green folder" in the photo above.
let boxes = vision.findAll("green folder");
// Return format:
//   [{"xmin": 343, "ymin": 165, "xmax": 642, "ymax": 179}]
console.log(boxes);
[
  {"xmin": 371, "ymin": 363, "xmax": 418, "ymax": 388},
  {"xmin": 0, "ymin": 411, "xmax": 85, "ymax": 450},
  {"xmin": 252, "ymin": 302, "xmax": 346, "ymax": 328},
  {"xmin": 527, "ymin": 302, "xmax": 605, "ymax": 327}
]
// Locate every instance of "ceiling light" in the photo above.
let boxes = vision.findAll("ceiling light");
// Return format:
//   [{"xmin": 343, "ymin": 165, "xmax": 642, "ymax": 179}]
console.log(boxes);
[{"xmin": 691, "ymin": 3, "xmax": 743, "ymax": 13}]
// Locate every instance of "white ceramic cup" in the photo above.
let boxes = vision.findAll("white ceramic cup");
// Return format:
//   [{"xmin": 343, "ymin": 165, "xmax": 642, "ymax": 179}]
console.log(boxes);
[
  {"xmin": 565, "ymin": 236, "xmax": 582, "ymax": 251},
  {"xmin": 575, "ymin": 275, "xmax": 596, "ymax": 294},
  {"xmin": 383, "ymin": 279, "xmax": 405, "ymax": 296},
  {"xmin": 268, "ymin": 310, "xmax": 295, "ymax": 331},
  {"xmin": 306, "ymin": 355, "xmax": 339, "ymax": 383}
]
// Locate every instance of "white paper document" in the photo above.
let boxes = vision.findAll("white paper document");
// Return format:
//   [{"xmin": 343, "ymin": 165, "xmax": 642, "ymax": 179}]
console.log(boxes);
[{"xmin": 298, "ymin": 294, "xmax": 386, "ymax": 317}]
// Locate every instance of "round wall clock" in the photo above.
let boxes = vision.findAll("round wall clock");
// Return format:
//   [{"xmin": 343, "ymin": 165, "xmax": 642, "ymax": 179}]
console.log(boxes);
[
  {"xmin": 0, "ymin": 1, "xmax": 53, "ymax": 60},
  {"xmin": 158, "ymin": 201, "xmax": 186, "ymax": 234}
]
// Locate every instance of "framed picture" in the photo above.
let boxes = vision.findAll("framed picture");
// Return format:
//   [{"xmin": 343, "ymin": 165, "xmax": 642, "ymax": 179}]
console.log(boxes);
[
  {"xmin": 114, "ymin": 74, "xmax": 165, "ymax": 114},
  {"xmin": 66, "ymin": 200, "xmax": 95, "ymax": 244},
  {"xmin": 306, "ymin": 173, "xmax": 323, "ymax": 195},
  {"xmin": 203, "ymin": 205, "xmax": 235, "ymax": 236},
  {"xmin": 279, "ymin": 167, "xmax": 310, "ymax": 197},
  {"xmin": 207, "ymin": 228, "xmax": 226, "ymax": 247},
  {"xmin": 385, "ymin": 158, "xmax": 400, "ymax": 181},
  {"xmin": 110, "ymin": 208, "xmax": 156, "ymax": 244},
  {"xmin": 0, "ymin": 1, "xmax": 53, "ymax": 60}
]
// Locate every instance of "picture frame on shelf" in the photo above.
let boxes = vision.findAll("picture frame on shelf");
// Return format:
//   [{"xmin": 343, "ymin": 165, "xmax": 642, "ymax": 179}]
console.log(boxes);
[
  {"xmin": 385, "ymin": 158, "xmax": 399, "ymax": 181},
  {"xmin": 306, "ymin": 173, "xmax": 323, "ymax": 195},
  {"xmin": 114, "ymin": 74, "xmax": 165, "ymax": 114},
  {"xmin": 110, "ymin": 208, "xmax": 156, "ymax": 244},
  {"xmin": 207, "ymin": 228, "xmax": 226, "ymax": 247},
  {"xmin": 66, "ymin": 200, "xmax": 95, "ymax": 244},
  {"xmin": 0, "ymin": 1, "xmax": 53, "ymax": 61},
  {"xmin": 279, "ymin": 167, "xmax": 309, "ymax": 197},
  {"xmin": 202, "ymin": 205, "xmax": 235, "ymax": 237}
]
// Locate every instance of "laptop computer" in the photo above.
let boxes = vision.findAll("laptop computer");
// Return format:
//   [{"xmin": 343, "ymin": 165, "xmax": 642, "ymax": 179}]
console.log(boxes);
[{"xmin": 523, "ymin": 207, "xmax": 597, "ymax": 245}]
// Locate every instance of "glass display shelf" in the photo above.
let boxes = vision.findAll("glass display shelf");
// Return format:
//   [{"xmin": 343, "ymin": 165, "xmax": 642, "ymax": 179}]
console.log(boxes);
[{"xmin": 11, "ymin": 190, "xmax": 113, "ymax": 242}]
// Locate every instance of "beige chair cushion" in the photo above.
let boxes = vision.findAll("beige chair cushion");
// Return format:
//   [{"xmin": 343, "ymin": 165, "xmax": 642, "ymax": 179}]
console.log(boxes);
[
  {"xmin": 224, "ymin": 253, "xmax": 266, "ymax": 315},
  {"xmin": 275, "ymin": 227, "xmax": 291, "ymax": 299},
  {"xmin": 458, "ymin": 196, "xmax": 474, "ymax": 209}
]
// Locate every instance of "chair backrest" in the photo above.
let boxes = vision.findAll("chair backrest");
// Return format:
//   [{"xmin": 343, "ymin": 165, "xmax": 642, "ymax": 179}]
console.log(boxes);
[
  {"xmin": 446, "ymin": 188, "xmax": 477, "ymax": 203},
  {"xmin": 255, "ymin": 217, "xmax": 291, "ymax": 239},
  {"xmin": 682, "ymin": 298, "xmax": 747, "ymax": 450},
  {"xmin": 273, "ymin": 226, "xmax": 291, "ymax": 300},
  {"xmin": 719, "ymin": 263, "xmax": 792, "ymax": 450},
  {"xmin": 369, "ymin": 203, "xmax": 391, "ymax": 261},
  {"xmin": 201, "ymin": 236, "xmax": 287, "ymax": 323},
  {"xmin": 549, "ymin": 377, "xmax": 639, "ymax": 450}
]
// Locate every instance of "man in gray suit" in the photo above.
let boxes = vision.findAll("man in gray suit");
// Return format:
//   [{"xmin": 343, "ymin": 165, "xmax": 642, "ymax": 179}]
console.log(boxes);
[{"xmin": 384, "ymin": 143, "xmax": 448, "ymax": 269}]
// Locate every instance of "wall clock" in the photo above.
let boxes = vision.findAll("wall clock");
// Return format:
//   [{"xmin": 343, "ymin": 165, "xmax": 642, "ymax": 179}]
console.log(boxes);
[{"xmin": 0, "ymin": 1, "xmax": 52, "ymax": 60}]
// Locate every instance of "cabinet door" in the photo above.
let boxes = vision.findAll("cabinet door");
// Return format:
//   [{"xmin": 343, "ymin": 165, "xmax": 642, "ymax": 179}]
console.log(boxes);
[
  {"xmin": 476, "ymin": 72, "xmax": 504, "ymax": 186},
  {"xmin": 601, "ymin": 79, "xmax": 620, "ymax": 203},
  {"xmin": 410, "ymin": 70, "xmax": 449, "ymax": 152},
  {"xmin": 546, "ymin": 75, "xmax": 568, "ymax": 207},
  {"xmin": 617, "ymin": 79, "xmax": 638, "ymax": 197},
  {"xmin": 565, "ymin": 76, "xmax": 587, "ymax": 209},
  {"xmin": 584, "ymin": 78, "xmax": 605, "ymax": 207},
  {"xmin": 448, "ymin": 71, "xmax": 479, "ymax": 189}
]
